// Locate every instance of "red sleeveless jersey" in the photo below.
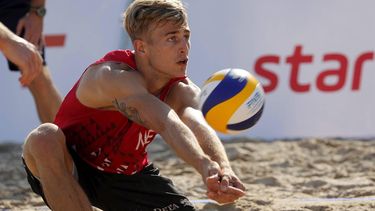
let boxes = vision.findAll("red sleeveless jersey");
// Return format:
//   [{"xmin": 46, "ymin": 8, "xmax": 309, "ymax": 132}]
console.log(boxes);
[{"xmin": 54, "ymin": 50, "xmax": 185, "ymax": 175}]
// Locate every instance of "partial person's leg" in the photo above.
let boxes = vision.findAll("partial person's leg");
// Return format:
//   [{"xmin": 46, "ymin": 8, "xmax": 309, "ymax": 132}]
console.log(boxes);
[
  {"xmin": 27, "ymin": 66, "xmax": 62, "ymax": 123},
  {"xmin": 22, "ymin": 123, "xmax": 92, "ymax": 211}
]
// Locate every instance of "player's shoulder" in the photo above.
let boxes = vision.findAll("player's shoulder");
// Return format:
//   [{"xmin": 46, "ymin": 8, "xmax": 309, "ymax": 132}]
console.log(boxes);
[
  {"xmin": 167, "ymin": 77, "xmax": 201, "ymax": 109},
  {"xmin": 79, "ymin": 59, "xmax": 145, "ymax": 97},
  {"xmin": 84, "ymin": 49, "xmax": 136, "ymax": 74},
  {"xmin": 96, "ymin": 49, "xmax": 135, "ymax": 66},
  {"xmin": 175, "ymin": 77, "xmax": 201, "ymax": 96},
  {"xmin": 83, "ymin": 61, "xmax": 139, "ymax": 83}
]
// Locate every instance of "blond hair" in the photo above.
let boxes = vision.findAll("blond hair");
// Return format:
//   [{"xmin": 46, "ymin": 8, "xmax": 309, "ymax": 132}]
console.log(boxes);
[{"xmin": 124, "ymin": 0, "xmax": 187, "ymax": 41}]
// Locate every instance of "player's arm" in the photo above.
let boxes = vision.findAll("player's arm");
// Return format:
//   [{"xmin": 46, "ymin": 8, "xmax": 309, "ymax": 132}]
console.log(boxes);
[
  {"xmin": 76, "ymin": 62, "xmax": 218, "ymax": 177},
  {"xmin": 168, "ymin": 79, "xmax": 246, "ymax": 204},
  {"xmin": 0, "ymin": 22, "xmax": 42, "ymax": 85}
]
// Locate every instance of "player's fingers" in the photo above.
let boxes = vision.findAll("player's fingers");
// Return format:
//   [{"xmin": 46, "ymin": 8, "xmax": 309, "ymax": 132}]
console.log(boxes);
[
  {"xmin": 207, "ymin": 187, "xmax": 245, "ymax": 204},
  {"xmin": 37, "ymin": 38, "xmax": 44, "ymax": 50},
  {"xmin": 207, "ymin": 193, "xmax": 235, "ymax": 205},
  {"xmin": 16, "ymin": 19, "xmax": 25, "ymax": 35},
  {"xmin": 33, "ymin": 50, "xmax": 43, "ymax": 73},
  {"xmin": 25, "ymin": 64, "xmax": 35, "ymax": 85},
  {"xmin": 223, "ymin": 185, "xmax": 246, "ymax": 196},
  {"xmin": 206, "ymin": 174, "xmax": 220, "ymax": 192},
  {"xmin": 19, "ymin": 75, "xmax": 25, "ymax": 86},
  {"xmin": 232, "ymin": 179, "xmax": 246, "ymax": 191},
  {"xmin": 28, "ymin": 33, "xmax": 40, "ymax": 46},
  {"xmin": 207, "ymin": 185, "xmax": 245, "ymax": 199},
  {"xmin": 19, "ymin": 69, "xmax": 29, "ymax": 86},
  {"xmin": 29, "ymin": 56, "xmax": 42, "ymax": 83},
  {"xmin": 24, "ymin": 26, "xmax": 34, "ymax": 43},
  {"xmin": 219, "ymin": 174, "xmax": 230, "ymax": 192},
  {"xmin": 20, "ymin": 58, "xmax": 38, "ymax": 86}
]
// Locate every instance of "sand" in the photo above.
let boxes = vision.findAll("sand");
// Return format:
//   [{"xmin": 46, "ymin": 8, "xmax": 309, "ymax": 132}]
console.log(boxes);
[{"xmin": 1, "ymin": 138, "xmax": 374, "ymax": 211}]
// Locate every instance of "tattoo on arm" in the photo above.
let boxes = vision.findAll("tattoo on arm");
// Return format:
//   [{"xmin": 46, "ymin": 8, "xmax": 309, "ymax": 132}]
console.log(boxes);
[{"xmin": 113, "ymin": 98, "xmax": 145, "ymax": 125}]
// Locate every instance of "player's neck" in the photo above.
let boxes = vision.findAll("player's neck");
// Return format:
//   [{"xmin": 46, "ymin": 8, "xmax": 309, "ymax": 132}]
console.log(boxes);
[{"xmin": 135, "ymin": 56, "xmax": 171, "ymax": 96}]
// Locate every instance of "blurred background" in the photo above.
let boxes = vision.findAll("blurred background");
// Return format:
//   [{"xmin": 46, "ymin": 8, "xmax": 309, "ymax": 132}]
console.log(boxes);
[{"xmin": 1, "ymin": 0, "xmax": 374, "ymax": 143}]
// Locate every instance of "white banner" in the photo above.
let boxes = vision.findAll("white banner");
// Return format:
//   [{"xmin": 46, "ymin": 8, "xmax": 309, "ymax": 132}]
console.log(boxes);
[{"xmin": 1, "ymin": 0, "xmax": 374, "ymax": 142}]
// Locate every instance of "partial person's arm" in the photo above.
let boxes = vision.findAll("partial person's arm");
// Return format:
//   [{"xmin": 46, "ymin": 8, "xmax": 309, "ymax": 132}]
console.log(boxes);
[
  {"xmin": 168, "ymin": 79, "xmax": 246, "ymax": 204},
  {"xmin": 17, "ymin": 0, "xmax": 46, "ymax": 46},
  {"xmin": 0, "ymin": 22, "xmax": 43, "ymax": 85},
  {"xmin": 76, "ymin": 62, "xmax": 220, "ymax": 177}
]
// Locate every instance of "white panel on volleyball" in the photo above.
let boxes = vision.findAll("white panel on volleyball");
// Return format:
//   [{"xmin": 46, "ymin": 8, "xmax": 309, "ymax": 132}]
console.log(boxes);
[
  {"xmin": 198, "ymin": 81, "xmax": 221, "ymax": 110},
  {"xmin": 228, "ymin": 84, "xmax": 265, "ymax": 125}
]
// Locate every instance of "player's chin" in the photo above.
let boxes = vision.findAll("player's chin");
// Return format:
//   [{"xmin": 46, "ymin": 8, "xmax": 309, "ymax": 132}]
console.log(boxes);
[{"xmin": 175, "ymin": 66, "xmax": 187, "ymax": 77}]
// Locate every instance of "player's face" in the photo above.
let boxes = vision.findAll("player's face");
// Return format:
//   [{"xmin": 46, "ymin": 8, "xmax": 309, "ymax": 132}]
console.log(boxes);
[{"xmin": 144, "ymin": 21, "xmax": 191, "ymax": 78}]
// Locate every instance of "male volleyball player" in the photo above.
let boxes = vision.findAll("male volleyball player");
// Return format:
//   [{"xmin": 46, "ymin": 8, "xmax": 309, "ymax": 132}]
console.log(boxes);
[{"xmin": 22, "ymin": 0, "xmax": 246, "ymax": 210}]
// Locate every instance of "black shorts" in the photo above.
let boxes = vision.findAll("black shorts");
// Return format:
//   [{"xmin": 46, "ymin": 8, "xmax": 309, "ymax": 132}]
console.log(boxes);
[
  {"xmin": 23, "ymin": 148, "xmax": 196, "ymax": 211},
  {"xmin": 0, "ymin": 0, "xmax": 46, "ymax": 71}
]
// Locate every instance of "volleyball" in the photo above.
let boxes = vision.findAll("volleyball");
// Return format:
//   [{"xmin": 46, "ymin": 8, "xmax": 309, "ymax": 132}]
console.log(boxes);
[{"xmin": 199, "ymin": 68, "xmax": 265, "ymax": 134}]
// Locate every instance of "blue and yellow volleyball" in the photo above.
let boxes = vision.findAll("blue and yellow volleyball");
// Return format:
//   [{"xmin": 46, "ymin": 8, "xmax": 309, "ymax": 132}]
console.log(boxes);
[{"xmin": 199, "ymin": 68, "xmax": 265, "ymax": 134}]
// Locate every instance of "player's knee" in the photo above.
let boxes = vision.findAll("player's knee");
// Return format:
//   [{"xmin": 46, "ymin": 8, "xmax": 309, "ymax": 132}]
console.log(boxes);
[{"xmin": 24, "ymin": 123, "xmax": 65, "ymax": 159}]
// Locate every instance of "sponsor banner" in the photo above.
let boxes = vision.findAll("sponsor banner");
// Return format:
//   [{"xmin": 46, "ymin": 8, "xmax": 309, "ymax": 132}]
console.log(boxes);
[
  {"xmin": 184, "ymin": 0, "xmax": 375, "ymax": 139},
  {"xmin": 1, "ymin": 0, "xmax": 374, "ymax": 142}
]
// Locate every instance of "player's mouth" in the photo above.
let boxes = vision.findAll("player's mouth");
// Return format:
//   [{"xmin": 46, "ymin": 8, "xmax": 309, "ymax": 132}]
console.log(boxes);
[{"xmin": 177, "ymin": 58, "xmax": 188, "ymax": 65}]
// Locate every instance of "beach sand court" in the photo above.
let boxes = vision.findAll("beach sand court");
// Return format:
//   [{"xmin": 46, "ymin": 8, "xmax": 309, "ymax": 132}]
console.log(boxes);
[{"xmin": 1, "ymin": 138, "xmax": 374, "ymax": 210}]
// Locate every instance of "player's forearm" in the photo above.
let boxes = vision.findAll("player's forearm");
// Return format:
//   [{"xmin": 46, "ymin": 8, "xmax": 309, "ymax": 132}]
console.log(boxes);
[
  {"xmin": 180, "ymin": 108, "xmax": 232, "ymax": 170},
  {"xmin": 0, "ymin": 23, "xmax": 17, "ymax": 50},
  {"xmin": 194, "ymin": 124, "xmax": 232, "ymax": 170},
  {"xmin": 0, "ymin": 22, "xmax": 11, "ymax": 44},
  {"xmin": 159, "ymin": 113, "xmax": 212, "ymax": 175}
]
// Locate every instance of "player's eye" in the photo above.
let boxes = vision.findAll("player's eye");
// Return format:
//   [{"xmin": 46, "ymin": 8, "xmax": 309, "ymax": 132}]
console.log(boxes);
[
  {"xmin": 167, "ymin": 36, "xmax": 177, "ymax": 42},
  {"xmin": 184, "ymin": 34, "xmax": 190, "ymax": 40}
]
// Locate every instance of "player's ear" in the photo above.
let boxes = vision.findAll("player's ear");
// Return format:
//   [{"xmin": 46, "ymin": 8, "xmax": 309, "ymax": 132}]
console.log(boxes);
[{"xmin": 134, "ymin": 39, "xmax": 146, "ymax": 55}]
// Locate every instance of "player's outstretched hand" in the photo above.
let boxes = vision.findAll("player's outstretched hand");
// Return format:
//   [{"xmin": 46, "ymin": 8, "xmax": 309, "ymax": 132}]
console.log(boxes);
[
  {"xmin": 206, "ymin": 168, "xmax": 246, "ymax": 204},
  {"xmin": 2, "ymin": 35, "xmax": 43, "ymax": 86}
]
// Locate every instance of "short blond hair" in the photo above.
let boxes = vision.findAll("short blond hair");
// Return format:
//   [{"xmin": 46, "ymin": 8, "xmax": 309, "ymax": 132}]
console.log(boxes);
[{"xmin": 124, "ymin": 0, "xmax": 188, "ymax": 41}]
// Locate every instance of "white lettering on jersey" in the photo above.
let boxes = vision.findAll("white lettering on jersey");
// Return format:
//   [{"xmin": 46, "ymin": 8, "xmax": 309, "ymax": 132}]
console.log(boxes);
[{"xmin": 136, "ymin": 130, "xmax": 154, "ymax": 150}]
